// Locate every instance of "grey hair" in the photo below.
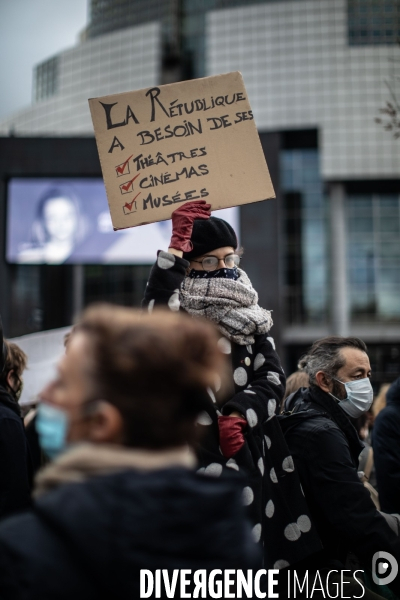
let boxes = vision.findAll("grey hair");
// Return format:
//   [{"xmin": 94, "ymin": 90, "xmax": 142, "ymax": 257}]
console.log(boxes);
[{"xmin": 299, "ymin": 336, "xmax": 368, "ymax": 387}]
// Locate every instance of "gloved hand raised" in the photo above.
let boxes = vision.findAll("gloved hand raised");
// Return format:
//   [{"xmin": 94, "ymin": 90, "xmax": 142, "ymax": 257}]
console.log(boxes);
[{"xmin": 169, "ymin": 200, "xmax": 211, "ymax": 253}]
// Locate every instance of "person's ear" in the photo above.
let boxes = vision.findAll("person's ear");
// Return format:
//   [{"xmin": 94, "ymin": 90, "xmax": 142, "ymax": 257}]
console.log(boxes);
[
  {"xmin": 315, "ymin": 371, "xmax": 332, "ymax": 394},
  {"xmin": 6, "ymin": 370, "xmax": 15, "ymax": 390},
  {"xmin": 87, "ymin": 401, "xmax": 124, "ymax": 444}
]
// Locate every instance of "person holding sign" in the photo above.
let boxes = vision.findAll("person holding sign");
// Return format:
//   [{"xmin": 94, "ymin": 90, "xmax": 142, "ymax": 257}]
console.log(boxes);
[{"xmin": 143, "ymin": 200, "xmax": 321, "ymax": 571}]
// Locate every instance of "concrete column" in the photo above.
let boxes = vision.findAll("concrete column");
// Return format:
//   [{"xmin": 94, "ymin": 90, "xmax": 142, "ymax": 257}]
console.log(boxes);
[{"xmin": 329, "ymin": 183, "xmax": 349, "ymax": 336}]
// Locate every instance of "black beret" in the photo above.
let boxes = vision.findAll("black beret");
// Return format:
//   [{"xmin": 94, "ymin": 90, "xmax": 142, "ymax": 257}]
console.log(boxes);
[{"xmin": 183, "ymin": 216, "xmax": 238, "ymax": 260}]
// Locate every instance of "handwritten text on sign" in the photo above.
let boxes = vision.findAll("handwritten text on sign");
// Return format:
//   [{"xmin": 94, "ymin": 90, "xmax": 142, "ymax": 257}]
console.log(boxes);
[{"xmin": 89, "ymin": 72, "xmax": 275, "ymax": 230}]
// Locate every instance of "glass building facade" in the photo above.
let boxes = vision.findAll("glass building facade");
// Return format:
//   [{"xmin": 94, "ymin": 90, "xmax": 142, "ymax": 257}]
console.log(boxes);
[
  {"xmin": 1, "ymin": 0, "xmax": 399, "ymax": 383},
  {"xmin": 281, "ymin": 148, "xmax": 328, "ymax": 326},
  {"xmin": 347, "ymin": 193, "xmax": 400, "ymax": 321},
  {"xmin": 348, "ymin": 0, "xmax": 400, "ymax": 46}
]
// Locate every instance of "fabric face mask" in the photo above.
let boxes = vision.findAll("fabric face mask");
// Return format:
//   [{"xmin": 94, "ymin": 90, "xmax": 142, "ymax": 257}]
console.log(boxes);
[
  {"xmin": 332, "ymin": 377, "xmax": 373, "ymax": 418},
  {"xmin": 36, "ymin": 403, "xmax": 69, "ymax": 460},
  {"xmin": 188, "ymin": 267, "xmax": 239, "ymax": 280}
]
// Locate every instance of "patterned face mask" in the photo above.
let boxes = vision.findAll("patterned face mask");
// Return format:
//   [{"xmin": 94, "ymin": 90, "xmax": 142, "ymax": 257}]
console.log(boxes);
[{"xmin": 188, "ymin": 267, "xmax": 240, "ymax": 280}]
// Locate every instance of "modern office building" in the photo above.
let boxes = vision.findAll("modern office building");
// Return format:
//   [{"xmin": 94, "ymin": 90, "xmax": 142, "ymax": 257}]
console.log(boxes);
[{"xmin": 1, "ymin": 0, "xmax": 399, "ymax": 383}]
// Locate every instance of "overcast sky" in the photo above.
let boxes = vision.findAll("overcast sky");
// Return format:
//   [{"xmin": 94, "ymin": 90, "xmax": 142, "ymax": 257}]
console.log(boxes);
[{"xmin": 0, "ymin": 0, "xmax": 88, "ymax": 120}]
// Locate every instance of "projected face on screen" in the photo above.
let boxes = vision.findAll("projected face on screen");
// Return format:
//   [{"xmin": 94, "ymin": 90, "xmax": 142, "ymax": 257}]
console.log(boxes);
[
  {"xmin": 43, "ymin": 197, "xmax": 78, "ymax": 242},
  {"xmin": 6, "ymin": 179, "xmax": 239, "ymax": 265},
  {"xmin": 16, "ymin": 187, "xmax": 84, "ymax": 264}
]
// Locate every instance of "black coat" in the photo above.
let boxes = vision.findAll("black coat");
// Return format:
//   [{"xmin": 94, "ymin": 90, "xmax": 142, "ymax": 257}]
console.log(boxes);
[
  {"xmin": 281, "ymin": 386, "xmax": 400, "ymax": 590},
  {"xmin": 372, "ymin": 376, "xmax": 400, "ymax": 514},
  {"xmin": 0, "ymin": 384, "xmax": 32, "ymax": 519},
  {"xmin": 0, "ymin": 467, "xmax": 259, "ymax": 600},
  {"xmin": 143, "ymin": 251, "xmax": 322, "ymax": 570}
]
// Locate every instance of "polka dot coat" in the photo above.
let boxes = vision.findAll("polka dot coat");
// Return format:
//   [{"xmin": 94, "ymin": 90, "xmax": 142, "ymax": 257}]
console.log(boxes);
[{"xmin": 143, "ymin": 251, "xmax": 322, "ymax": 569}]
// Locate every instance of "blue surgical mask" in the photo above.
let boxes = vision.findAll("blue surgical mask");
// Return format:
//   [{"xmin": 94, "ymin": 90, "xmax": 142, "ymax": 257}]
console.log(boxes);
[
  {"xmin": 331, "ymin": 377, "xmax": 373, "ymax": 418},
  {"xmin": 36, "ymin": 403, "xmax": 69, "ymax": 460}
]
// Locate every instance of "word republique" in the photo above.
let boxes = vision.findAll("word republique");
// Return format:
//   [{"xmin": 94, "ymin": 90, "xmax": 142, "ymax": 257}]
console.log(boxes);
[{"xmin": 101, "ymin": 87, "xmax": 253, "ymax": 154}]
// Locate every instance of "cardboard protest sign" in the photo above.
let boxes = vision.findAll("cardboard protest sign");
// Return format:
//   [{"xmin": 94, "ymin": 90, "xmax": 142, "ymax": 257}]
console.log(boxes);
[{"xmin": 89, "ymin": 72, "xmax": 275, "ymax": 230}]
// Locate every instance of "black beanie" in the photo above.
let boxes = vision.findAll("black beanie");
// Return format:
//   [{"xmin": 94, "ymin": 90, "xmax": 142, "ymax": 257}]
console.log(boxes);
[{"xmin": 183, "ymin": 217, "xmax": 238, "ymax": 260}]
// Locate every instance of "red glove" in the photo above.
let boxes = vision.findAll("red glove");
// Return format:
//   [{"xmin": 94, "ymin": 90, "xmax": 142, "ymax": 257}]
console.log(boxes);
[
  {"xmin": 170, "ymin": 200, "xmax": 211, "ymax": 253},
  {"xmin": 218, "ymin": 416, "xmax": 247, "ymax": 458}
]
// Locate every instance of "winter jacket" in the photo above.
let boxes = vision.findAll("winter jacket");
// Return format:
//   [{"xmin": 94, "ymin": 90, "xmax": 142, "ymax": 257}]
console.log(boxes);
[
  {"xmin": 373, "ymin": 376, "xmax": 400, "ymax": 514},
  {"xmin": 0, "ymin": 384, "xmax": 32, "ymax": 519},
  {"xmin": 143, "ymin": 251, "xmax": 322, "ymax": 570},
  {"xmin": 0, "ymin": 465, "xmax": 259, "ymax": 600},
  {"xmin": 280, "ymin": 386, "xmax": 400, "ymax": 592}
]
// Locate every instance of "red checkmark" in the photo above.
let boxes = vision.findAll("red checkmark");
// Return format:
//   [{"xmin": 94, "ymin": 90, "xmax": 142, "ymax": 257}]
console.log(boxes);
[
  {"xmin": 123, "ymin": 192, "xmax": 141, "ymax": 214},
  {"xmin": 119, "ymin": 173, "xmax": 140, "ymax": 194},
  {"xmin": 115, "ymin": 155, "xmax": 133, "ymax": 177}
]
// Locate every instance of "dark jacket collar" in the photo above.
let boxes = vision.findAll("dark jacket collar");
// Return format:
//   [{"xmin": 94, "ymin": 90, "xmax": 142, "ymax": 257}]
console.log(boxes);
[
  {"xmin": 284, "ymin": 386, "xmax": 364, "ymax": 465},
  {"xmin": 0, "ymin": 383, "xmax": 21, "ymax": 418},
  {"xmin": 386, "ymin": 376, "xmax": 400, "ymax": 405}
]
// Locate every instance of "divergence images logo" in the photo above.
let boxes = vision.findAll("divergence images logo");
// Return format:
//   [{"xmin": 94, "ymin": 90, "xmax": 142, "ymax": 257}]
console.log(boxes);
[{"xmin": 372, "ymin": 551, "xmax": 398, "ymax": 586}]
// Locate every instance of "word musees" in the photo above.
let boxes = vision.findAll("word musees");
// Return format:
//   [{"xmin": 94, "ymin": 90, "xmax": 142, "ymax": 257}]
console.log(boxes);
[{"xmin": 100, "ymin": 88, "xmax": 247, "ymax": 130}]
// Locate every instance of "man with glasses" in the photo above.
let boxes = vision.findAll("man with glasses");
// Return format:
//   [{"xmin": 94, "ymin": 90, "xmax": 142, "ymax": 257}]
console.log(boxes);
[{"xmin": 143, "ymin": 200, "xmax": 322, "ymax": 573}]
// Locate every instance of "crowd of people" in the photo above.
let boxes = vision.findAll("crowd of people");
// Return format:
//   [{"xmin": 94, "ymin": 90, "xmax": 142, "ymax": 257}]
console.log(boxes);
[{"xmin": 0, "ymin": 199, "xmax": 399, "ymax": 599}]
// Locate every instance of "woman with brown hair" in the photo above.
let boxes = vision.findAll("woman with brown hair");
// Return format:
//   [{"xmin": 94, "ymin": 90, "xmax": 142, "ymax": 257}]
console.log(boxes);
[{"xmin": 0, "ymin": 306, "xmax": 259, "ymax": 599}]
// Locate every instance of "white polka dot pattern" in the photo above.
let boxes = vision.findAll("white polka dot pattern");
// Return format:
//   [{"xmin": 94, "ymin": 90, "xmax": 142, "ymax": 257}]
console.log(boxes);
[
  {"xmin": 207, "ymin": 387, "xmax": 216, "ymax": 403},
  {"xmin": 270, "ymin": 468, "xmax": 278, "ymax": 483},
  {"xmin": 267, "ymin": 336, "xmax": 276, "ymax": 350},
  {"xmin": 168, "ymin": 291, "xmax": 180, "ymax": 311},
  {"xmin": 282, "ymin": 456, "xmax": 295, "ymax": 473},
  {"xmin": 217, "ymin": 337, "xmax": 231, "ymax": 354},
  {"xmin": 264, "ymin": 435, "xmax": 272, "ymax": 449},
  {"xmin": 246, "ymin": 345, "xmax": 253, "ymax": 354},
  {"xmin": 265, "ymin": 500, "xmax": 275, "ymax": 518},
  {"xmin": 226, "ymin": 458, "xmax": 239, "ymax": 471},
  {"xmin": 267, "ymin": 399, "xmax": 276, "ymax": 418},
  {"xmin": 267, "ymin": 371, "xmax": 281, "ymax": 386},
  {"xmin": 244, "ymin": 389, "xmax": 256, "ymax": 395},
  {"xmin": 283, "ymin": 515, "xmax": 312, "ymax": 542},
  {"xmin": 242, "ymin": 486, "xmax": 254, "ymax": 506},
  {"xmin": 204, "ymin": 463, "xmax": 223, "ymax": 477},
  {"xmin": 257, "ymin": 457, "xmax": 264, "ymax": 475},
  {"xmin": 233, "ymin": 367, "xmax": 247, "ymax": 386},
  {"xmin": 197, "ymin": 467, "xmax": 205, "ymax": 474},
  {"xmin": 148, "ymin": 299, "xmax": 155, "ymax": 313},
  {"xmin": 246, "ymin": 408, "xmax": 258, "ymax": 427},
  {"xmin": 274, "ymin": 560, "xmax": 290, "ymax": 570},
  {"xmin": 252, "ymin": 523, "xmax": 262, "ymax": 543},
  {"xmin": 196, "ymin": 411, "xmax": 212, "ymax": 426},
  {"xmin": 284, "ymin": 523, "xmax": 301, "ymax": 541},
  {"xmin": 157, "ymin": 253, "xmax": 175, "ymax": 270},
  {"xmin": 254, "ymin": 353, "xmax": 266, "ymax": 370},
  {"xmin": 297, "ymin": 515, "xmax": 312, "ymax": 533}
]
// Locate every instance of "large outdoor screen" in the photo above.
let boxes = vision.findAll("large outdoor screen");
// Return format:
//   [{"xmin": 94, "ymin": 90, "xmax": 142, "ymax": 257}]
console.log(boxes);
[{"xmin": 6, "ymin": 178, "xmax": 239, "ymax": 265}]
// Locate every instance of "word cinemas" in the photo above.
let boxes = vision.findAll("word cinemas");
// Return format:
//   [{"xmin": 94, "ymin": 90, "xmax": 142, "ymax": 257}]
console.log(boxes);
[{"xmin": 139, "ymin": 569, "xmax": 367, "ymax": 599}]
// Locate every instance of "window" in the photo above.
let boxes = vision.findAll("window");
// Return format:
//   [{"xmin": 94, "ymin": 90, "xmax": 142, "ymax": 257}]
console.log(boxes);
[
  {"xmin": 348, "ymin": 0, "xmax": 400, "ymax": 46},
  {"xmin": 34, "ymin": 57, "xmax": 59, "ymax": 102},
  {"xmin": 347, "ymin": 194, "xmax": 400, "ymax": 321}
]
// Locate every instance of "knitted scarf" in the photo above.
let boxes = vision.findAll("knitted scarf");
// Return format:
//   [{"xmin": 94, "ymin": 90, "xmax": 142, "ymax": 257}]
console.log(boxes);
[{"xmin": 179, "ymin": 268, "xmax": 273, "ymax": 345}]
